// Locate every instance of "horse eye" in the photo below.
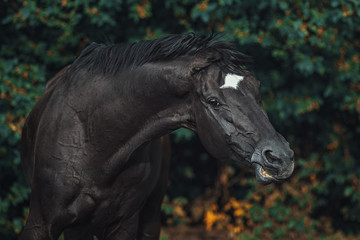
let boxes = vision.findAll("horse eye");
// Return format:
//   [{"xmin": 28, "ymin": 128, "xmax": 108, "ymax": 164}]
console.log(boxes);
[
  {"xmin": 192, "ymin": 67, "xmax": 204, "ymax": 75},
  {"xmin": 207, "ymin": 97, "xmax": 221, "ymax": 108}
]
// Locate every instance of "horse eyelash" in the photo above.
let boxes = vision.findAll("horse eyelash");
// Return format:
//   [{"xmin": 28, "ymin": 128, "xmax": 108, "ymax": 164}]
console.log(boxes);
[{"xmin": 191, "ymin": 65, "xmax": 209, "ymax": 75}]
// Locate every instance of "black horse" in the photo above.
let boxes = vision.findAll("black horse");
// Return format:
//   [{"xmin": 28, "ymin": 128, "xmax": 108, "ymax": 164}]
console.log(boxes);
[{"xmin": 20, "ymin": 33, "xmax": 294, "ymax": 240}]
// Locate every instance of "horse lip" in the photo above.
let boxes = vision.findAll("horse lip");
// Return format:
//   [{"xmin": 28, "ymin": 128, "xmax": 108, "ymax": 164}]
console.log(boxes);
[
  {"xmin": 253, "ymin": 163, "xmax": 278, "ymax": 185},
  {"xmin": 260, "ymin": 166, "xmax": 274, "ymax": 178}
]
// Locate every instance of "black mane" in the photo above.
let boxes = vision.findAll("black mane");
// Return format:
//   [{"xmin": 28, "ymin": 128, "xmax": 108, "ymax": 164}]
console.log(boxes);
[{"xmin": 69, "ymin": 33, "xmax": 252, "ymax": 75}]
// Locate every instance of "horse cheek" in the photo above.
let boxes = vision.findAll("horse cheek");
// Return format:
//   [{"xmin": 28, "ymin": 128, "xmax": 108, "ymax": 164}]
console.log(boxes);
[{"xmin": 195, "ymin": 106, "xmax": 229, "ymax": 160}]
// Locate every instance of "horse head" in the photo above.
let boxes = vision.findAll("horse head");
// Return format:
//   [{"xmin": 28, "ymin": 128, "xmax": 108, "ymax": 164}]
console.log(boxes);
[{"xmin": 183, "ymin": 50, "xmax": 295, "ymax": 185}]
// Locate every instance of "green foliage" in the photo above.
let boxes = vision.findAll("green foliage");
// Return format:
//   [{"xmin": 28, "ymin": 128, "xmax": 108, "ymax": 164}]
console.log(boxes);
[{"xmin": 1, "ymin": 0, "xmax": 360, "ymax": 239}]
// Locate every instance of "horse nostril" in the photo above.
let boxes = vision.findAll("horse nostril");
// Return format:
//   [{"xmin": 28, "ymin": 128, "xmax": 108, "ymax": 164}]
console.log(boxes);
[{"xmin": 264, "ymin": 150, "xmax": 279, "ymax": 164}]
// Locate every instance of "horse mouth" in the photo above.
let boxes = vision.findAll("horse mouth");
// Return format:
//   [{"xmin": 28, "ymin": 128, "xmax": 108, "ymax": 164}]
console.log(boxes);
[
  {"xmin": 253, "ymin": 163, "xmax": 277, "ymax": 185},
  {"xmin": 230, "ymin": 146, "xmax": 277, "ymax": 183},
  {"xmin": 260, "ymin": 166, "xmax": 273, "ymax": 178},
  {"xmin": 230, "ymin": 143, "xmax": 294, "ymax": 185}
]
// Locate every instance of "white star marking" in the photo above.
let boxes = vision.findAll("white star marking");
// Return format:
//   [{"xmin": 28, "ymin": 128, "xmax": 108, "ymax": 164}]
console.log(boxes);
[{"xmin": 220, "ymin": 74, "xmax": 244, "ymax": 89}]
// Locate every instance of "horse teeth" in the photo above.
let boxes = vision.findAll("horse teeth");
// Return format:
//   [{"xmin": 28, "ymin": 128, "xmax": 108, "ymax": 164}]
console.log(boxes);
[{"xmin": 260, "ymin": 167, "xmax": 273, "ymax": 178}]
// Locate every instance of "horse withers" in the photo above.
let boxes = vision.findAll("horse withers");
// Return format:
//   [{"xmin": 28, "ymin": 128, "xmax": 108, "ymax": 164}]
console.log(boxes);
[{"xmin": 20, "ymin": 34, "xmax": 294, "ymax": 239}]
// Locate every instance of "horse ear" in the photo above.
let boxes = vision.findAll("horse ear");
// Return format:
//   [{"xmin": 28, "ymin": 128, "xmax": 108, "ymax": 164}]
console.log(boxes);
[{"xmin": 190, "ymin": 51, "xmax": 221, "ymax": 75}]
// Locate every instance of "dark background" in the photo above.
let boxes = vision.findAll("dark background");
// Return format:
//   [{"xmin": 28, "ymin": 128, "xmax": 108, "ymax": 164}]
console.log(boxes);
[{"xmin": 1, "ymin": 0, "xmax": 360, "ymax": 239}]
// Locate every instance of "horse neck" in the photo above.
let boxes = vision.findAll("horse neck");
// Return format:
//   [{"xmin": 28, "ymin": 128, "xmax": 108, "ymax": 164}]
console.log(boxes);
[
  {"xmin": 89, "ymin": 64, "xmax": 194, "ymax": 172},
  {"xmin": 111, "ymin": 64, "xmax": 194, "ymax": 143}
]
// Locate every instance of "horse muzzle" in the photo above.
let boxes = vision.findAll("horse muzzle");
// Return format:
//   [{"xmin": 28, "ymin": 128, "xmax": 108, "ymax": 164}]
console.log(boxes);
[{"xmin": 250, "ymin": 137, "xmax": 295, "ymax": 185}]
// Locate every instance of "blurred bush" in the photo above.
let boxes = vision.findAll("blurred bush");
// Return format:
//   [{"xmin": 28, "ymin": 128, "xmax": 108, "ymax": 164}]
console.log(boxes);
[{"xmin": 1, "ymin": 0, "xmax": 359, "ymax": 239}]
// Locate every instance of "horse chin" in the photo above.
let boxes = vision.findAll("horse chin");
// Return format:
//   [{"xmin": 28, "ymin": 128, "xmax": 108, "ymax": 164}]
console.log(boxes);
[{"xmin": 231, "ymin": 157, "xmax": 252, "ymax": 168}]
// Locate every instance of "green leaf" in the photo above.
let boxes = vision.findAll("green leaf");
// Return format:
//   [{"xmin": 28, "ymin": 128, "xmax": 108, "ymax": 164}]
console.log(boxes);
[
  {"xmin": 249, "ymin": 205, "xmax": 265, "ymax": 222},
  {"xmin": 344, "ymin": 186, "xmax": 354, "ymax": 197},
  {"xmin": 161, "ymin": 204, "xmax": 175, "ymax": 215},
  {"xmin": 21, "ymin": 6, "xmax": 31, "ymax": 20}
]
